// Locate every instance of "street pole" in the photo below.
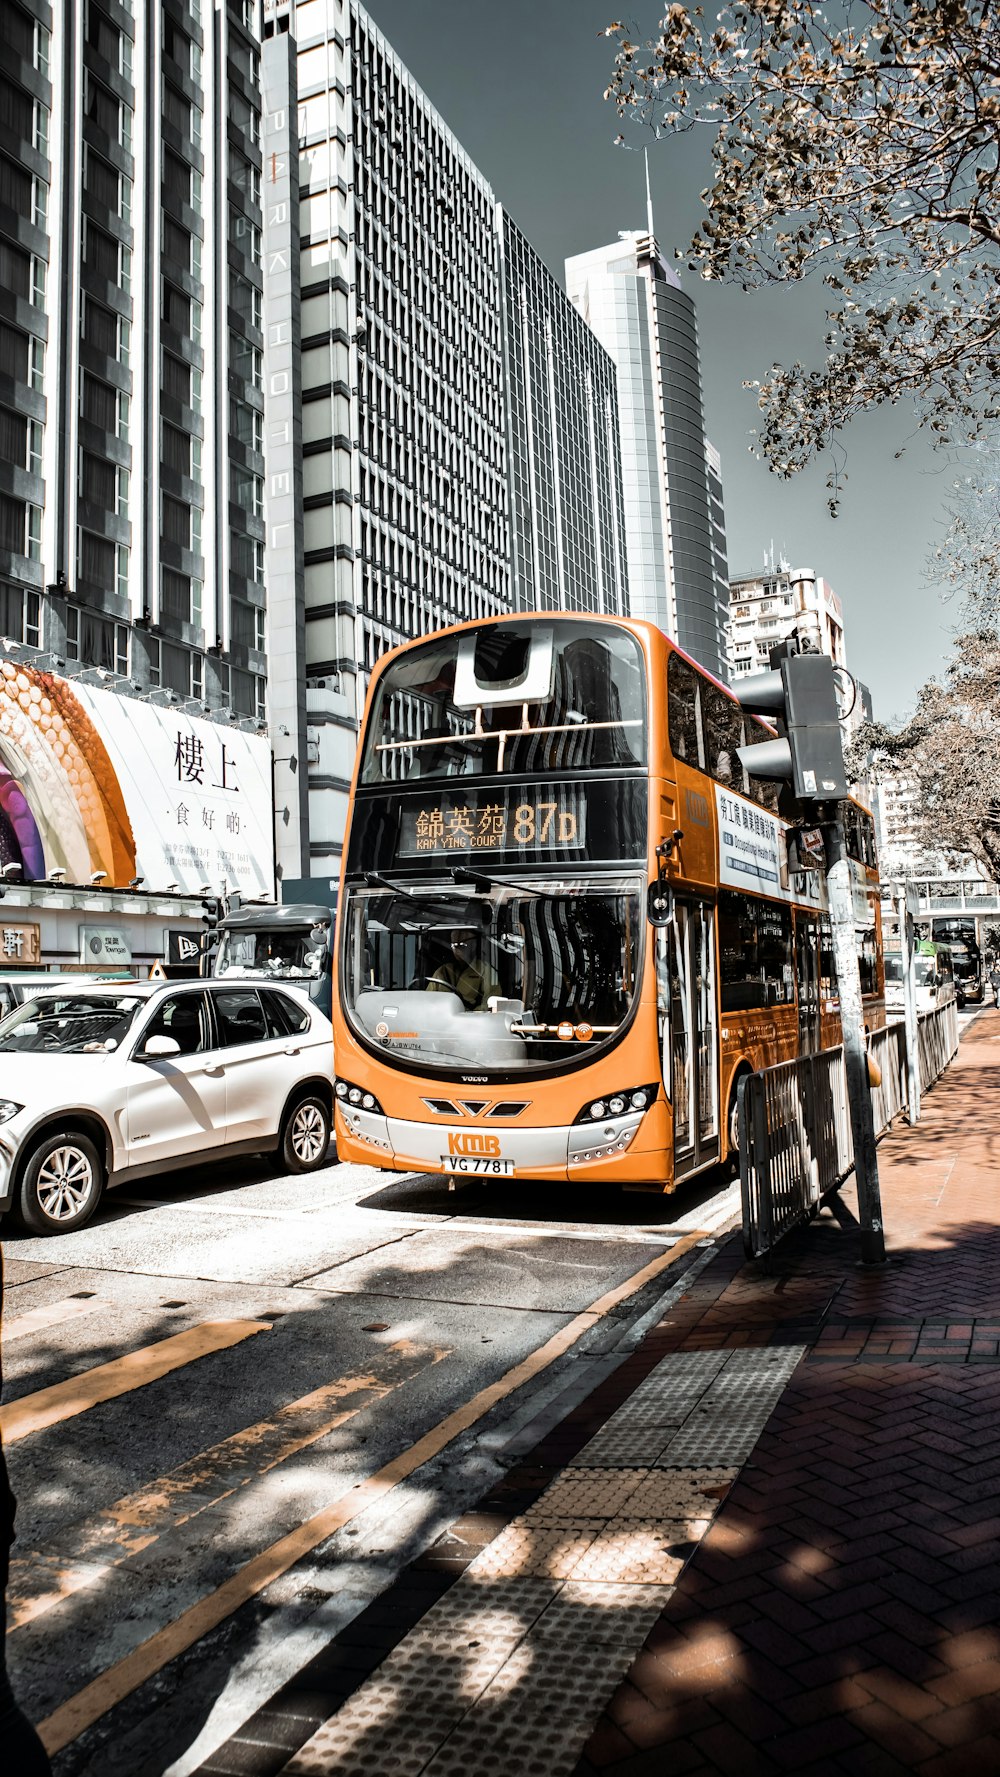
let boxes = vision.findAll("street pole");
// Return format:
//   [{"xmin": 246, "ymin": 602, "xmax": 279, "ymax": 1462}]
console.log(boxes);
[
  {"xmin": 895, "ymin": 886, "xmax": 921, "ymax": 1124},
  {"xmin": 822, "ymin": 809, "xmax": 887, "ymax": 1265}
]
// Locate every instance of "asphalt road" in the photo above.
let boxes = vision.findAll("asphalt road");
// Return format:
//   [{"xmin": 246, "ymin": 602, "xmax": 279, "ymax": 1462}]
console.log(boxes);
[{"xmin": 2, "ymin": 1148, "xmax": 740, "ymax": 1777}]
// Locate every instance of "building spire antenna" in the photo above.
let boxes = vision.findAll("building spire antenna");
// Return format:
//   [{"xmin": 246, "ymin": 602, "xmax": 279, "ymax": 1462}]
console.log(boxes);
[{"xmin": 644, "ymin": 146, "xmax": 655, "ymax": 246}]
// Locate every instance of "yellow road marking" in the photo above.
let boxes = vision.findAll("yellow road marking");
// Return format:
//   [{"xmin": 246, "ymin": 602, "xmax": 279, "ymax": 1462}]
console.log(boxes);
[
  {"xmin": 37, "ymin": 1227, "xmax": 712, "ymax": 1755},
  {"xmin": 3, "ymin": 1296, "xmax": 105, "ymax": 1343},
  {"xmin": 1, "ymin": 1321, "xmax": 270, "ymax": 1445},
  {"xmin": 9, "ymin": 1341, "xmax": 447, "ymax": 1631}
]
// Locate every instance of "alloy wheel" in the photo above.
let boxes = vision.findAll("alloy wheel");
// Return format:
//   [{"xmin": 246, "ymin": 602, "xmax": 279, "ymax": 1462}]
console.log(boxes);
[
  {"xmin": 35, "ymin": 1144, "xmax": 97, "ymax": 1222},
  {"xmin": 290, "ymin": 1101, "xmax": 327, "ymax": 1165}
]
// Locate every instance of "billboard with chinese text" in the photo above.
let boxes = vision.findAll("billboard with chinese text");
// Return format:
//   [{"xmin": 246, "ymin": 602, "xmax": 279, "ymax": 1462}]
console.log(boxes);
[{"xmin": 0, "ymin": 659, "xmax": 274, "ymax": 895}]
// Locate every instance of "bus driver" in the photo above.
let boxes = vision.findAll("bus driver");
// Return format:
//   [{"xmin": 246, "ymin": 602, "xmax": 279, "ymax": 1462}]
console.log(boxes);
[{"xmin": 426, "ymin": 922, "xmax": 500, "ymax": 1011}]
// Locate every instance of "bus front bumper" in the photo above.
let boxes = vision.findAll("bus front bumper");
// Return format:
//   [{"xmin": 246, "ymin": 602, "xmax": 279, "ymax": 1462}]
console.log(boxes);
[{"xmin": 336, "ymin": 1105, "xmax": 645, "ymax": 1175}]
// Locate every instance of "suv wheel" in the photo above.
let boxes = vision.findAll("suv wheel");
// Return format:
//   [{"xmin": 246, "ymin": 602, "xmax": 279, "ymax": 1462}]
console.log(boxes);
[
  {"xmin": 282, "ymin": 1093, "xmax": 331, "ymax": 1173},
  {"xmin": 14, "ymin": 1132, "xmax": 105, "ymax": 1236}
]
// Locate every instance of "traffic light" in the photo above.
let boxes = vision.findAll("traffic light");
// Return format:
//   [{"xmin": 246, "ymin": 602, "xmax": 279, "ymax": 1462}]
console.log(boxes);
[
  {"xmin": 734, "ymin": 640, "xmax": 849, "ymax": 804},
  {"xmin": 200, "ymin": 897, "xmax": 221, "ymax": 950}
]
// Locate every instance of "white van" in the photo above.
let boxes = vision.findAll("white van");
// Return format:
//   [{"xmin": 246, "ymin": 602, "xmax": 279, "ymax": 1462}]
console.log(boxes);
[{"xmin": 884, "ymin": 943, "xmax": 957, "ymax": 1017}]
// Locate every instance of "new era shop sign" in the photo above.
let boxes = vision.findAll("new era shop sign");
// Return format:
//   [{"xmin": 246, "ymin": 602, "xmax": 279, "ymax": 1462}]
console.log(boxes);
[
  {"xmin": 79, "ymin": 926, "xmax": 131, "ymax": 966},
  {"xmin": 168, "ymin": 930, "xmax": 203, "ymax": 967}
]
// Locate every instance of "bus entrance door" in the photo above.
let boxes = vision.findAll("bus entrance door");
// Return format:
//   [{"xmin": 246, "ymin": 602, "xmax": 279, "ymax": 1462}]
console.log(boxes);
[{"xmin": 668, "ymin": 901, "xmax": 720, "ymax": 1178}]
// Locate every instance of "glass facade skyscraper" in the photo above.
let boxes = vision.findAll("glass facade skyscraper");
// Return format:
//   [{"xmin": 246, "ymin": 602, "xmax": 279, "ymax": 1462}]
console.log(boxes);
[
  {"xmin": 267, "ymin": 1, "xmax": 629, "ymax": 880},
  {"xmin": 565, "ymin": 231, "xmax": 730, "ymax": 682},
  {"xmin": 498, "ymin": 211, "xmax": 627, "ymax": 619}
]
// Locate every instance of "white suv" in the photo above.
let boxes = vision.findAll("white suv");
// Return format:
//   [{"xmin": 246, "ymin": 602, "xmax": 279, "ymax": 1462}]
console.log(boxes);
[{"xmin": 0, "ymin": 980, "xmax": 334, "ymax": 1236}]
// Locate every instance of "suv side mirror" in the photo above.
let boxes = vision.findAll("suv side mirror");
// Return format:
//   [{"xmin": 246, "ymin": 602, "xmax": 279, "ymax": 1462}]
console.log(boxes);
[{"xmin": 140, "ymin": 1034, "xmax": 181, "ymax": 1059}]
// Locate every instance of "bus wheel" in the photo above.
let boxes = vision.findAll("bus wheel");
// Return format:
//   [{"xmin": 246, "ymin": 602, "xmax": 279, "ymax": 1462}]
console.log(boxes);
[{"xmin": 724, "ymin": 1076, "xmax": 749, "ymax": 1180}]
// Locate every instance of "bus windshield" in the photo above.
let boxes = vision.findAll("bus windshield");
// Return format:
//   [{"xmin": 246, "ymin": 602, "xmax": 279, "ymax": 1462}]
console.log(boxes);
[
  {"xmin": 360, "ymin": 620, "xmax": 646, "ymax": 785},
  {"xmin": 342, "ymin": 875, "xmax": 644, "ymax": 1072}
]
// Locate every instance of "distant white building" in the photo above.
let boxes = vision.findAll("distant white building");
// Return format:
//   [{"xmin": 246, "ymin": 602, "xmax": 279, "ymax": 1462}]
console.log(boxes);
[
  {"xmin": 872, "ymin": 775, "xmax": 924, "ymax": 878},
  {"xmin": 728, "ymin": 563, "xmax": 847, "ymax": 679}
]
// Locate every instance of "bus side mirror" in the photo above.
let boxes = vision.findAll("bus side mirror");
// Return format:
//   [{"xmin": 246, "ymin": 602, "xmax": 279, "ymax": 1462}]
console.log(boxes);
[{"xmin": 647, "ymin": 883, "xmax": 674, "ymax": 928}]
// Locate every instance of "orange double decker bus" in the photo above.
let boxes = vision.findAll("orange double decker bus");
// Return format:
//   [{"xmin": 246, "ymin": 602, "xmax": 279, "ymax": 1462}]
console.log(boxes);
[{"xmin": 332, "ymin": 614, "xmax": 882, "ymax": 1190}]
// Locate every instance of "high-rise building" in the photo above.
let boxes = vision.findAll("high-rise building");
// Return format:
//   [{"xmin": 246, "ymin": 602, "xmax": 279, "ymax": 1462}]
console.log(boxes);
[
  {"xmin": 0, "ymin": 0, "xmax": 267, "ymax": 726},
  {"xmin": 498, "ymin": 210, "xmax": 627, "ymax": 619},
  {"xmin": 564, "ymin": 230, "xmax": 729, "ymax": 681},
  {"xmin": 265, "ymin": 1, "xmax": 629, "ymax": 882},
  {"xmin": 727, "ymin": 563, "xmax": 847, "ymax": 680}
]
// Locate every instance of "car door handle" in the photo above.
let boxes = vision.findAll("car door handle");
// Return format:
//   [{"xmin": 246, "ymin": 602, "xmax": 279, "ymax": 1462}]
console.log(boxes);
[
  {"xmin": 284, "ymin": 1045, "xmax": 301, "ymax": 1056},
  {"xmin": 205, "ymin": 1063, "xmax": 225, "ymax": 1075}
]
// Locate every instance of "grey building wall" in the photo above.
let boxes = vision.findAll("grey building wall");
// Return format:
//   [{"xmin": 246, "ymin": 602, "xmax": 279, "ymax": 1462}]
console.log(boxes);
[
  {"xmin": 0, "ymin": 0, "xmax": 266, "ymax": 727},
  {"xmin": 498, "ymin": 209, "xmax": 628, "ymax": 618},
  {"xmin": 279, "ymin": 0, "xmax": 634, "ymax": 878}
]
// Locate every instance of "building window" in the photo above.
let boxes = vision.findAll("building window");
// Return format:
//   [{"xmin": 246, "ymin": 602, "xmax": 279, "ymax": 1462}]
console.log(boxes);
[
  {"xmin": 26, "ymin": 420, "xmax": 42, "ymax": 477},
  {"xmin": 29, "ymin": 338, "xmax": 44, "ymax": 392},
  {"xmin": 30, "ymin": 256, "xmax": 45, "ymax": 308},
  {"xmin": 65, "ymin": 605, "xmax": 130, "ymax": 674},
  {"xmin": 162, "ymin": 567, "xmax": 191, "ymax": 622},
  {"xmin": 116, "ymin": 543, "xmax": 129, "ymax": 603},
  {"xmin": 26, "ymin": 504, "xmax": 41, "ymax": 561}
]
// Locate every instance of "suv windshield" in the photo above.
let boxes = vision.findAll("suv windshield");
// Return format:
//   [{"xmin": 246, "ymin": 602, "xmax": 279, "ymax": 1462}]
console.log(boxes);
[
  {"xmin": 360, "ymin": 621, "xmax": 646, "ymax": 785},
  {"xmin": 342, "ymin": 876, "xmax": 643, "ymax": 1073},
  {"xmin": 0, "ymin": 994, "xmax": 145, "ymax": 1053}
]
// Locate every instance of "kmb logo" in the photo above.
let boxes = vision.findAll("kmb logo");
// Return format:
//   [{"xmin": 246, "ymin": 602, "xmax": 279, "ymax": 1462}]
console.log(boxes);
[{"xmin": 447, "ymin": 1131, "xmax": 501, "ymax": 1157}]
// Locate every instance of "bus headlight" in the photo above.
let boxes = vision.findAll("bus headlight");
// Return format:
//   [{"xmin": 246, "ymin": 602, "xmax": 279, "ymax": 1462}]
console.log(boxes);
[
  {"xmin": 336, "ymin": 1078, "xmax": 384, "ymax": 1116},
  {"xmin": 574, "ymin": 1086, "xmax": 657, "ymax": 1126}
]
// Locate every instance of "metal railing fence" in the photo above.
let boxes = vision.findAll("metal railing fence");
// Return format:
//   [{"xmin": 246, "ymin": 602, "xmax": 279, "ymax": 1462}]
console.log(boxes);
[{"xmin": 739, "ymin": 1000, "xmax": 960, "ymax": 1261}]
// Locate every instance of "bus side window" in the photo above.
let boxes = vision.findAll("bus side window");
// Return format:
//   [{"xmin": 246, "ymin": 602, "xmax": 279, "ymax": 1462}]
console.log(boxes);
[{"xmin": 667, "ymin": 654, "xmax": 705, "ymax": 769}]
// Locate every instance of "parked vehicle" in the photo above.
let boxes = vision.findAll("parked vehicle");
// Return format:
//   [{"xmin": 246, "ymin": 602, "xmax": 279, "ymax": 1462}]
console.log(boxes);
[
  {"xmin": 884, "ymin": 942, "xmax": 957, "ymax": 1017},
  {"xmin": 0, "ymin": 979, "xmax": 334, "ymax": 1236}
]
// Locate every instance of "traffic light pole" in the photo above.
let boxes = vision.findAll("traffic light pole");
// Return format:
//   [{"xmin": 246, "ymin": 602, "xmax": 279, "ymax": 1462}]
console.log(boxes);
[{"xmin": 821, "ymin": 809, "xmax": 887, "ymax": 1265}]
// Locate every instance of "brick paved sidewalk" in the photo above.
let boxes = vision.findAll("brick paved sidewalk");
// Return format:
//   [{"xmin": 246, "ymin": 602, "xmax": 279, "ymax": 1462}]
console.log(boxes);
[
  {"xmin": 191, "ymin": 1013, "xmax": 1000, "ymax": 1777},
  {"xmin": 573, "ymin": 1009, "xmax": 1000, "ymax": 1777}
]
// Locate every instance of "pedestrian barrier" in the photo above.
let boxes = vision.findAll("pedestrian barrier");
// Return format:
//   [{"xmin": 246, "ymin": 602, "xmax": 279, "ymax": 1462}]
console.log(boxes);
[{"xmin": 739, "ymin": 999, "xmax": 960, "ymax": 1261}]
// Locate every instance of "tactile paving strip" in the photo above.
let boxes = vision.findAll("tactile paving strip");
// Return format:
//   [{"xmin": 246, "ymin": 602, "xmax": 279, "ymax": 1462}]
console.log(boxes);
[
  {"xmin": 468, "ymin": 1520, "xmax": 602, "ymax": 1580},
  {"xmin": 417, "ymin": 1585, "xmax": 667, "ymax": 1777},
  {"xmin": 655, "ymin": 1346, "xmax": 805, "ymax": 1466},
  {"xmin": 282, "ymin": 1579, "xmax": 559, "ymax": 1775},
  {"xmin": 276, "ymin": 1347, "xmax": 802, "ymax": 1777},
  {"xmin": 569, "ymin": 1350, "xmax": 731, "ymax": 1462},
  {"xmin": 522, "ymin": 1468, "xmax": 647, "ymax": 1521}
]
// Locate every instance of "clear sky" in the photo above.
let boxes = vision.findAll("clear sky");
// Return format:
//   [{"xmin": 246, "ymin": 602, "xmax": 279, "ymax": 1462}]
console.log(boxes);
[{"xmin": 364, "ymin": 0, "xmax": 960, "ymax": 722}]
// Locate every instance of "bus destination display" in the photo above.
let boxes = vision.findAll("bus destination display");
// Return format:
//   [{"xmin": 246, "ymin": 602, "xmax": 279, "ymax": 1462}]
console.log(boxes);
[{"xmin": 398, "ymin": 791, "xmax": 586, "ymax": 857}]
